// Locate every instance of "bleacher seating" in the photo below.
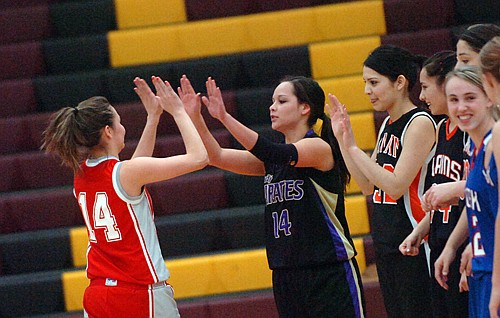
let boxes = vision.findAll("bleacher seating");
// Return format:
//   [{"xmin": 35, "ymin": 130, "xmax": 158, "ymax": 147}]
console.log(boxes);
[{"xmin": 0, "ymin": 0, "xmax": 494, "ymax": 317}]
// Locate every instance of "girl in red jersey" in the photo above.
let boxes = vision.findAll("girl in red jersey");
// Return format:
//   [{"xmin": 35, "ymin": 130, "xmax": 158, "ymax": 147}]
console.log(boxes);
[
  {"xmin": 328, "ymin": 45, "xmax": 435, "ymax": 318},
  {"xmin": 42, "ymin": 76, "xmax": 208, "ymax": 318}
]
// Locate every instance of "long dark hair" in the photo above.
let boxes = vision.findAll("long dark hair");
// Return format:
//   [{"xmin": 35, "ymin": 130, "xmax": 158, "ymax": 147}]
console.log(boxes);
[{"xmin": 281, "ymin": 76, "xmax": 351, "ymax": 190}]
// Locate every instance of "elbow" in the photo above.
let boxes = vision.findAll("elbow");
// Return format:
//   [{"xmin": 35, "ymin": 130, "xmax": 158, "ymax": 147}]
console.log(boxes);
[
  {"xmin": 359, "ymin": 184, "xmax": 374, "ymax": 197},
  {"xmin": 385, "ymin": 189, "xmax": 404, "ymax": 201},
  {"xmin": 361, "ymin": 189, "xmax": 373, "ymax": 197},
  {"xmin": 191, "ymin": 151, "xmax": 209, "ymax": 171},
  {"xmin": 197, "ymin": 152, "xmax": 209, "ymax": 170}
]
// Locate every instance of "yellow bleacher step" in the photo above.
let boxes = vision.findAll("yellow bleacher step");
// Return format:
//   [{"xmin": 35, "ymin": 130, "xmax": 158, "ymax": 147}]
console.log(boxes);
[
  {"xmin": 108, "ymin": 1, "xmax": 385, "ymax": 67},
  {"xmin": 310, "ymin": 36, "xmax": 381, "ymax": 79},
  {"xmin": 319, "ymin": 75, "xmax": 374, "ymax": 114},
  {"xmin": 63, "ymin": 242, "xmax": 366, "ymax": 311},
  {"xmin": 70, "ymin": 227, "xmax": 88, "ymax": 268},
  {"xmin": 349, "ymin": 112, "xmax": 376, "ymax": 151},
  {"xmin": 114, "ymin": 0, "xmax": 187, "ymax": 29},
  {"xmin": 345, "ymin": 195, "xmax": 370, "ymax": 236}
]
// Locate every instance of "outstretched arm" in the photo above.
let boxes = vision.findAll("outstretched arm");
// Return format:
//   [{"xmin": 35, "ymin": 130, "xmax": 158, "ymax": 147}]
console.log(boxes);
[
  {"xmin": 202, "ymin": 77, "xmax": 333, "ymax": 172},
  {"xmin": 180, "ymin": 75, "xmax": 265, "ymax": 176},
  {"xmin": 130, "ymin": 77, "xmax": 164, "ymax": 158},
  {"xmin": 119, "ymin": 76, "xmax": 208, "ymax": 196}
]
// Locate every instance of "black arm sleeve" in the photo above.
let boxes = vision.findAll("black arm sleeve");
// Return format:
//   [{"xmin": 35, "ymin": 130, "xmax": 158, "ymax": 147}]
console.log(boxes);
[{"xmin": 249, "ymin": 134, "xmax": 298, "ymax": 166}]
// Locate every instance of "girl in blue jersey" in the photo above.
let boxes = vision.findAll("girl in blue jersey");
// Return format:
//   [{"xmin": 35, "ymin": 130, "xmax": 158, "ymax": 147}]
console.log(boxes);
[
  {"xmin": 399, "ymin": 51, "xmax": 469, "ymax": 318},
  {"xmin": 478, "ymin": 37, "xmax": 500, "ymax": 318},
  {"xmin": 180, "ymin": 74, "xmax": 365, "ymax": 317},
  {"xmin": 434, "ymin": 66, "xmax": 496, "ymax": 318},
  {"xmin": 328, "ymin": 45, "xmax": 435, "ymax": 318}
]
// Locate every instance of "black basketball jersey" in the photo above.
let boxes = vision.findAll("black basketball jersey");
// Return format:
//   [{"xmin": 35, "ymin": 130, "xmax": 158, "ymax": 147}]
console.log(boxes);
[
  {"xmin": 371, "ymin": 108, "xmax": 435, "ymax": 255},
  {"xmin": 264, "ymin": 130, "xmax": 356, "ymax": 270},
  {"xmin": 426, "ymin": 118, "xmax": 468, "ymax": 250}
]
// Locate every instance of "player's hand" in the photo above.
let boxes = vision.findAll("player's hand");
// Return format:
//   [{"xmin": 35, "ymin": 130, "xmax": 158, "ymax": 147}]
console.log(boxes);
[
  {"xmin": 178, "ymin": 75, "xmax": 202, "ymax": 118},
  {"xmin": 399, "ymin": 231, "xmax": 422, "ymax": 256},
  {"xmin": 327, "ymin": 94, "xmax": 356, "ymax": 149},
  {"xmin": 422, "ymin": 182, "xmax": 460, "ymax": 211},
  {"xmin": 459, "ymin": 270, "xmax": 469, "ymax": 292},
  {"xmin": 201, "ymin": 77, "xmax": 227, "ymax": 122},
  {"xmin": 152, "ymin": 76, "xmax": 184, "ymax": 115},
  {"xmin": 133, "ymin": 77, "xmax": 163, "ymax": 119},
  {"xmin": 434, "ymin": 246, "xmax": 456, "ymax": 290}
]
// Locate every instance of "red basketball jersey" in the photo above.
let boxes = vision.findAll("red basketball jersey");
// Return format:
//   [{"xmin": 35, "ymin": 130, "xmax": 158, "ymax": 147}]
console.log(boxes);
[{"xmin": 74, "ymin": 157, "xmax": 169, "ymax": 285}]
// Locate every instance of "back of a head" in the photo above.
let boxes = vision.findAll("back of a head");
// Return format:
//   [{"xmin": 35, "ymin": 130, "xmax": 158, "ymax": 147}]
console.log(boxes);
[
  {"xmin": 480, "ymin": 36, "xmax": 500, "ymax": 83},
  {"xmin": 364, "ymin": 45, "xmax": 427, "ymax": 91},
  {"xmin": 42, "ymin": 96, "xmax": 114, "ymax": 172},
  {"xmin": 459, "ymin": 23, "xmax": 500, "ymax": 53},
  {"xmin": 423, "ymin": 50, "xmax": 457, "ymax": 86}
]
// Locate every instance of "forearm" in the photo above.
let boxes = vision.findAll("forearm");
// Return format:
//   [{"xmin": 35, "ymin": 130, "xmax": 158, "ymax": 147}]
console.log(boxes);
[
  {"xmin": 172, "ymin": 110, "xmax": 207, "ymax": 166},
  {"xmin": 131, "ymin": 115, "xmax": 160, "ymax": 159},
  {"xmin": 339, "ymin": 144, "xmax": 374, "ymax": 195},
  {"xmin": 444, "ymin": 207, "xmax": 469, "ymax": 251},
  {"xmin": 219, "ymin": 112, "xmax": 258, "ymax": 151},
  {"xmin": 189, "ymin": 112, "xmax": 225, "ymax": 166},
  {"xmin": 347, "ymin": 145, "xmax": 403, "ymax": 197}
]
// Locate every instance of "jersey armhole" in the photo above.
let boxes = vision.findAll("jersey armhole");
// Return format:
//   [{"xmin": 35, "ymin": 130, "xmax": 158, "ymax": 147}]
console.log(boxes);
[{"xmin": 112, "ymin": 162, "xmax": 145, "ymax": 205}]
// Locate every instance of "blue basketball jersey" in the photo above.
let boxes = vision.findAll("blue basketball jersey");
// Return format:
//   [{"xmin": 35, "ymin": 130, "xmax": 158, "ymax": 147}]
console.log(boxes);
[{"xmin": 465, "ymin": 130, "xmax": 498, "ymax": 273}]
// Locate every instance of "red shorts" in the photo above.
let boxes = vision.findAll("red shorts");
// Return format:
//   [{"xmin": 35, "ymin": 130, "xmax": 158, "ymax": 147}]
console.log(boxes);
[{"xmin": 83, "ymin": 278, "xmax": 179, "ymax": 318}]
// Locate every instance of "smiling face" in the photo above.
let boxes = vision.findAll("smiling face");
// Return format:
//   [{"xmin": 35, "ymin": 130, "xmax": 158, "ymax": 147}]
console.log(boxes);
[
  {"xmin": 419, "ymin": 68, "xmax": 448, "ymax": 116},
  {"xmin": 446, "ymin": 76, "xmax": 492, "ymax": 136},
  {"xmin": 456, "ymin": 40, "xmax": 480, "ymax": 68},
  {"xmin": 363, "ymin": 66, "xmax": 401, "ymax": 112},
  {"xmin": 269, "ymin": 81, "xmax": 307, "ymax": 134}
]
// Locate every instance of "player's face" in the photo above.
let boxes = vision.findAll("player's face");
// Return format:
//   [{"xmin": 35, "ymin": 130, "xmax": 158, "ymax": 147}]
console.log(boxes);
[
  {"xmin": 456, "ymin": 40, "xmax": 480, "ymax": 68},
  {"xmin": 269, "ymin": 82, "xmax": 306, "ymax": 133},
  {"xmin": 419, "ymin": 68, "xmax": 448, "ymax": 116},
  {"xmin": 363, "ymin": 66, "xmax": 399, "ymax": 112},
  {"xmin": 446, "ymin": 76, "xmax": 492, "ymax": 134},
  {"xmin": 110, "ymin": 107, "xmax": 126, "ymax": 151}
]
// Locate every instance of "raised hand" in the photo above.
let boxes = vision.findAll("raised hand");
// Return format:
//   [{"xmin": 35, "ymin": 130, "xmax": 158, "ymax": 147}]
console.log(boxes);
[
  {"xmin": 178, "ymin": 75, "xmax": 201, "ymax": 118},
  {"xmin": 327, "ymin": 94, "xmax": 356, "ymax": 149},
  {"xmin": 133, "ymin": 77, "xmax": 163, "ymax": 118},
  {"xmin": 152, "ymin": 76, "xmax": 184, "ymax": 115},
  {"xmin": 201, "ymin": 77, "xmax": 227, "ymax": 121}
]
